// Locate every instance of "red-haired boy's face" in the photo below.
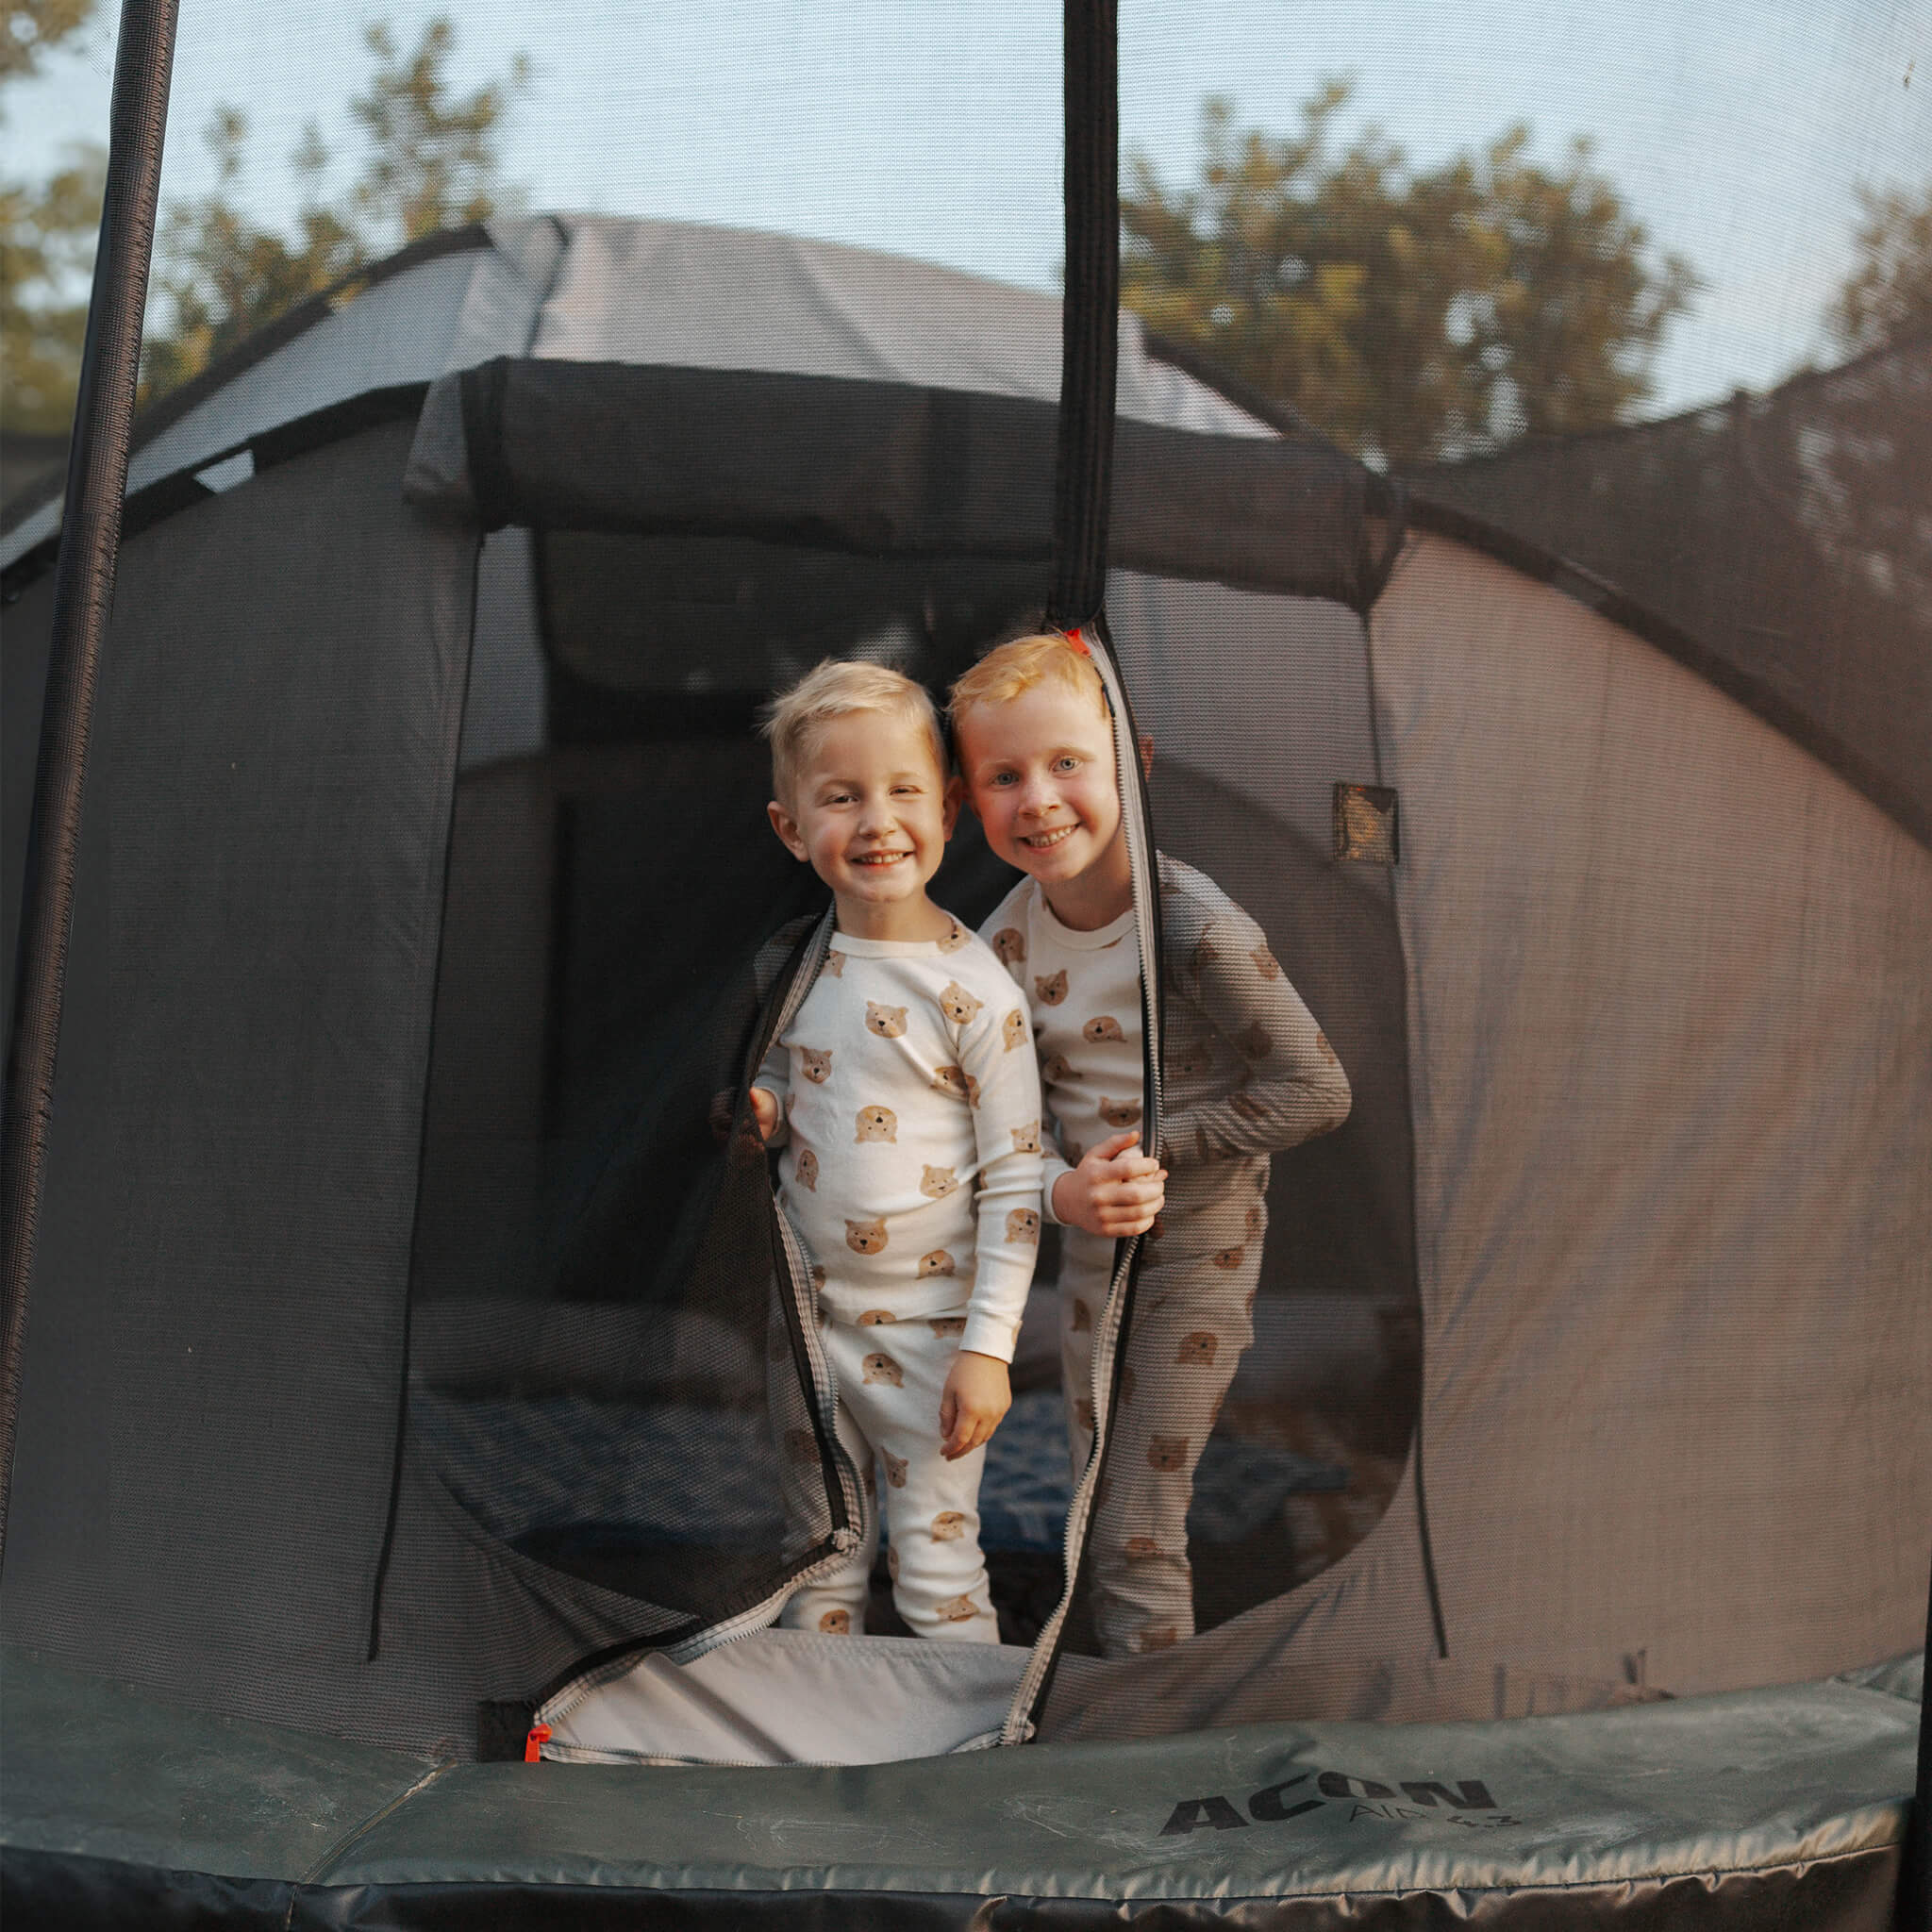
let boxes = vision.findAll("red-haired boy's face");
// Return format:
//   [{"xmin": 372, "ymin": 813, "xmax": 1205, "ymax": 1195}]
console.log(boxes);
[{"xmin": 955, "ymin": 682, "xmax": 1122, "ymax": 891}]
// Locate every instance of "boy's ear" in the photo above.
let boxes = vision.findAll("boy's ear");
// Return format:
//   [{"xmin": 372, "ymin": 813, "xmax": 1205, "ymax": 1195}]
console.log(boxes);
[
  {"xmin": 767, "ymin": 799, "xmax": 809, "ymax": 861},
  {"xmin": 941, "ymin": 774, "xmax": 963, "ymax": 840},
  {"xmin": 1138, "ymin": 733, "xmax": 1155, "ymax": 781}
]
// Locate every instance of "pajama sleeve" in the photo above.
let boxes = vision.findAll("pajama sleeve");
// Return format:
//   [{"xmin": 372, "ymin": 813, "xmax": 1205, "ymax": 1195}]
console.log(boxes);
[
  {"xmin": 1038, "ymin": 1118, "xmax": 1076, "ymax": 1227},
  {"xmin": 957, "ymin": 988, "xmax": 1044, "ymax": 1363},
  {"xmin": 1164, "ymin": 907, "xmax": 1351, "ymax": 1164}
]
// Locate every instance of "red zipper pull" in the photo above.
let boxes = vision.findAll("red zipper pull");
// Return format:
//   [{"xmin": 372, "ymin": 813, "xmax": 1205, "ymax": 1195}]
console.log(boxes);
[{"xmin": 524, "ymin": 1723, "xmax": 551, "ymax": 1763}]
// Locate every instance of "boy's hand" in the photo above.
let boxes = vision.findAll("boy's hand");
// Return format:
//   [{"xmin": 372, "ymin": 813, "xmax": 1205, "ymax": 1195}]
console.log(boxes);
[
  {"xmin": 1052, "ymin": 1132, "xmax": 1166, "ymax": 1238},
  {"xmin": 939, "ymin": 1350, "xmax": 1010, "ymax": 1459},
  {"xmin": 709, "ymin": 1086, "xmax": 782, "ymax": 1147}
]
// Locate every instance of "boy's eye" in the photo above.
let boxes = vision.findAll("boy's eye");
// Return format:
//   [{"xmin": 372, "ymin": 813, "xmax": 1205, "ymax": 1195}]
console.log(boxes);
[{"xmin": 1054, "ymin": 757, "xmax": 1081, "ymax": 774}]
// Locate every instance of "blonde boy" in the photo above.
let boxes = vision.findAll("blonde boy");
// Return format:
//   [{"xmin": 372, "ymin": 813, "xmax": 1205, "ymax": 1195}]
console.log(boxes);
[
  {"xmin": 752, "ymin": 659, "xmax": 1042, "ymax": 1642},
  {"xmin": 951, "ymin": 633, "xmax": 1351, "ymax": 1657}
]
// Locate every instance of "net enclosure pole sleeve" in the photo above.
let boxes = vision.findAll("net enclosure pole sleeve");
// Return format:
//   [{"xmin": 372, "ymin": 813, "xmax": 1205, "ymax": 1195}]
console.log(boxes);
[
  {"xmin": 0, "ymin": 0, "xmax": 180, "ymax": 1572},
  {"xmin": 1046, "ymin": 0, "xmax": 1118, "ymax": 631},
  {"xmin": 1904, "ymin": 1546, "xmax": 1932, "ymax": 1931}
]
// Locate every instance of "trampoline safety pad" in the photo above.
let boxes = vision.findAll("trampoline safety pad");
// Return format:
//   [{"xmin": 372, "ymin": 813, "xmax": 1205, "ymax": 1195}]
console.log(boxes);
[{"xmin": 1, "ymin": 1646, "xmax": 1917, "ymax": 1928}]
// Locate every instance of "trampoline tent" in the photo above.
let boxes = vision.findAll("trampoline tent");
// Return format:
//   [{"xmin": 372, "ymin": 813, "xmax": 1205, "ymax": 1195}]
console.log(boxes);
[{"xmin": 2, "ymin": 113, "xmax": 1927, "ymax": 1932}]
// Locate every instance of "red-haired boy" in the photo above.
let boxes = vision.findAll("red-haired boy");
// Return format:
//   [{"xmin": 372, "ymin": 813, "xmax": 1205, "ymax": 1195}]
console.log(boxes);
[{"xmin": 951, "ymin": 633, "xmax": 1351, "ymax": 1656}]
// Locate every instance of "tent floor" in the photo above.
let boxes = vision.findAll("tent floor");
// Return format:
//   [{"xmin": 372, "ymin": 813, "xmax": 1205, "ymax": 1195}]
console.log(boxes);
[{"xmin": 1, "ymin": 1646, "xmax": 1918, "ymax": 1929}]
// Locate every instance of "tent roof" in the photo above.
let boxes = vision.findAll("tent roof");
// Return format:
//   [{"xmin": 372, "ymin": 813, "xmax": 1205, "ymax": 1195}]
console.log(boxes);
[
  {"xmin": 4, "ymin": 214, "xmax": 1923, "ymax": 844},
  {"xmin": 0, "ymin": 213, "xmax": 1272, "ymax": 565}
]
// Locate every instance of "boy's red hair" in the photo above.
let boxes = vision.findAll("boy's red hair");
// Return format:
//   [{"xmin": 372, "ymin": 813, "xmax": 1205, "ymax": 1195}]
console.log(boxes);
[{"xmin": 947, "ymin": 631, "xmax": 1107, "ymax": 727}]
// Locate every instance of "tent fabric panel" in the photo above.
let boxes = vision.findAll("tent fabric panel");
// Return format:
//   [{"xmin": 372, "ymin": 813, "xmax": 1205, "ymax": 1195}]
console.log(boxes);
[
  {"xmin": 454, "ymin": 527, "xmax": 546, "ymax": 771},
  {"xmin": 1407, "ymin": 342, "xmax": 1932, "ymax": 854},
  {"xmin": 4, "ymin": 420, "xmax": 476, "ymax": 1679},
  {"xmin": 3, "ymin": 211, "xmax": 1272, "ymax": 576},
  {"xmin": 1407, "ymin": 494, "xmax": 1931, "ymax": 854},
  {"xmin": 528, "ymin": 213, "xmax": 1275, "ymax": 440},
  {"xmin": 1372, "ymin": 533, "xmax": 1932, "ymax": 1693},
  {"xmin": 121, "ymin": 252, "xmax": 489, "ymax": 495},
  {"xmin": 0, "ymin": 237, "xmax": 546, "ymax": 573},
  {"xmin": 419, "ymin": 358, "xmax": 1383, "ymax": 608},
  {"xmin": 1037, "ymin": 1469, "xmax": 1442, "ymax": 1737}
]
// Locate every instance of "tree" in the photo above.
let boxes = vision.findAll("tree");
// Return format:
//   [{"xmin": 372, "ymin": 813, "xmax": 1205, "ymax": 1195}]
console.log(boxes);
[
  {"xmin": 1, "ymin": 0, "xmax": 104, "ymax": 436},
  {"xmin": 1807, "ymin": 181, "xmax": 1932, "ymax": 638},
  {"xmin": 1828, "ymin": 181, "xmax": 1932, "ymax": 354},
  {"xmin": 142, "ymin": 15, "xmax": 527, "ymax": 398},
  {"xmin": 1121, "ymin": 87, "xmax": 1699, "ymax": 467},
  {"xmin": 0, "ymin": 0, "xmax": 92, "ymax": 84}
]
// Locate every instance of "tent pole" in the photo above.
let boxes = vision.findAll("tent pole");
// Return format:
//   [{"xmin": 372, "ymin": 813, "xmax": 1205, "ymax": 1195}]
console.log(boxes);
[
  {"xmin": 0, "ymin": 0, "xmax": 180, "ymax": 1574},
  {"xmin": 1045, "ymin": 0, "xmax": 1118, "ymax": 632},
  {"xmin": 1903, "ymin": 1546, "xmax": 1932, "ymax": 1930}
]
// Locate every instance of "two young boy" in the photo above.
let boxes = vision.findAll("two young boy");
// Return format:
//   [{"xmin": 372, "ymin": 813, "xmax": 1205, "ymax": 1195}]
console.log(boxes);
[{"xmin": 751, "ymin": 635, "xmax": 1350, "ymax": 1655}]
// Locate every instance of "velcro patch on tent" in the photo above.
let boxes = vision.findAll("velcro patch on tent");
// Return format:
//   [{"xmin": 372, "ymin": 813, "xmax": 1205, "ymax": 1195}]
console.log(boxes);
[{"xmin": 1334, "ymin": 783, "xmax": 1400, "ymax": 863}]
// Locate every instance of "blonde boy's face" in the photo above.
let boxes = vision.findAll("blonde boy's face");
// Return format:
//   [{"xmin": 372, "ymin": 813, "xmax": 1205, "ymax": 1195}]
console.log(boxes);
[
  {"xmin": 955, "ymin": 681, "xmax": 1123, "ymax": 891},
  {"xmin": 769, "ymin": 708, "xmax": 958, "ymax": 913}
]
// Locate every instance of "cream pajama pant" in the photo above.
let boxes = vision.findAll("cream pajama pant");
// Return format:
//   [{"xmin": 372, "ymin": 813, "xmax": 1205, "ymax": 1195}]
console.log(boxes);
[
  {"xmin": 1059, "ymin": 1159, "xmax": 1265, "ymax": 1657},
  {"xmin": 780, "ymin": 1306, "xmax": 1002, "ymax": 1643}
]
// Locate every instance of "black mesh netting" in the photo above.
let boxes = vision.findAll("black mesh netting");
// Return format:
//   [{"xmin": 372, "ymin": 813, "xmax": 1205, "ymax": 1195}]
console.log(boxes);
[
  {"xmin": 1407, "ymin": 337, "xmax": 1932, "ymax": 847},
  {"xmin": 0, "ymin": 17, "xmax": 1924, "ymax": 1781},
  {"xmin": 406, "ymin": 536, "xmax": 1075, "ymax": 1646}
]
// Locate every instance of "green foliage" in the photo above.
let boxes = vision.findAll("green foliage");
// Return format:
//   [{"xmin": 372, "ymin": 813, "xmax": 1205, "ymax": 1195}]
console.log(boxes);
[
  {"xmin": 1, "ymin": 0, "xmax": 102, "ymax": 435},
  {"xmin": 1121, "ymin": 87, "xmax": 1700, "ymax": 466},
  {"xmin": 1, "ymin": 142, "xmax": 102, "ymax": 434},
  {"xmin": 1, "ymin": 0, "xmax": 92, "ymax": 85},
  {"xmin": 1829, "ymin": 181, "xmax": 1932, "ymax": 354},
  {"xmin": 348, "ymin": 19, "xmax": 530, "ymax": 246},
  {"xmin": 142, "ymin": 15, "xmax": 529, "ymax": 399}
]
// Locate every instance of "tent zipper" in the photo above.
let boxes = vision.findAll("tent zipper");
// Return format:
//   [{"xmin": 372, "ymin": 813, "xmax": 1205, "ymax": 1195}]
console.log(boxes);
[
  {"xmin": 1002, "ymin": 621, "xmax": 1164, "ymax": 1742},
  {"xmin": 537, "ymin": 908, "xmax": 866, "ymax": 1722}
]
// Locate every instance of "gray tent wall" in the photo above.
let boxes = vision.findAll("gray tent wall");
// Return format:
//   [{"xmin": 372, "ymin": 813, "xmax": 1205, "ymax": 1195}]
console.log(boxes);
[
  {"xmin": 0, "ymin": 216, "xmax": 1279, "ymax": 1753},
  {"xmin": 1041, "ymin": 537, "xmax": 1932, "ymax": 1741},
  {"xmin": 2, "ymin": 216, "xmax": 1926, "ymax": 1762}
]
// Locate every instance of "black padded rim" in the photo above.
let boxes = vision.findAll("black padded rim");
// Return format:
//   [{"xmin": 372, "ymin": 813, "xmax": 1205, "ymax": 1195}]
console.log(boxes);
[{"xmin": 0, "ymin": 1843, "xmax": 1906, "ymax": 1931}]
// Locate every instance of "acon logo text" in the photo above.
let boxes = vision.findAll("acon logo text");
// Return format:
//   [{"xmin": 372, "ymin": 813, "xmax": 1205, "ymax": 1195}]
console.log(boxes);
[{"xmin": 1160, "ymin": 1771, "xmax": 1518, "ymax": 1836}]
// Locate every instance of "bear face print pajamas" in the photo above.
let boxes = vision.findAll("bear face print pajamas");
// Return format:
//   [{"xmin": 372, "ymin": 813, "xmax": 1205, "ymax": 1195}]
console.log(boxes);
[
  {"xmin": 986, "ymin": 855, "xmax": 1351, "ymax": 1657},
  {"xmin": 756, "ymin": 919, "xmax": 1042, "ymax": 1642}
]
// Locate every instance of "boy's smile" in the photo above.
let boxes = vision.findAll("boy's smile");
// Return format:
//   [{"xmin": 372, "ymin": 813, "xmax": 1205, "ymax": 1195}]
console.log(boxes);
[
  {"xmin": 768, "ymin": 710, "xmax": 959, "ymax": 940},
  {"xmin": 956, "ymin": 682, "xmax": 1132, "ymax": 929}
]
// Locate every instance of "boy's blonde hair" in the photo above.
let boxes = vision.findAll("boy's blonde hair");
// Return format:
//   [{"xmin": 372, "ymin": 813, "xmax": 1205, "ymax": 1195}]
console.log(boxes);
[
  {"xmin": 759, "ymin": 658, "xmax": 947, "ymax": 806},
  {"xmin": 947, "ymin": 631, "xmax": 1108, "ymax": 729}
]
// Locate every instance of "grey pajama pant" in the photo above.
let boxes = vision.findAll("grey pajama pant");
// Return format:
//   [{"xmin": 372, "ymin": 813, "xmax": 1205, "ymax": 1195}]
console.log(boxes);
[{"xmin": 1059, "ymin": 1158, "xmax": 1267, "ymax": 1657}]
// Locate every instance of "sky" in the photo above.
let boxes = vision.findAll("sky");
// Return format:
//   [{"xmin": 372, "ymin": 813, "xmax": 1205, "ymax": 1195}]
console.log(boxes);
[{"xmin": 6, "ymin": 0, "xmax": 1926, "ymax": 418}]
